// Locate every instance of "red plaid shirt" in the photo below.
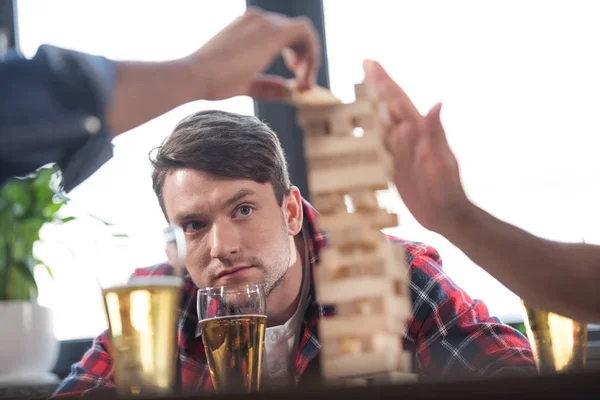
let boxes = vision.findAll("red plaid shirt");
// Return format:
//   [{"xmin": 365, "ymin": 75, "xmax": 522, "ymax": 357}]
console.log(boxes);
[{"xmin": 53, "ymin": 199, "xmax": 535, "ymax": 397}]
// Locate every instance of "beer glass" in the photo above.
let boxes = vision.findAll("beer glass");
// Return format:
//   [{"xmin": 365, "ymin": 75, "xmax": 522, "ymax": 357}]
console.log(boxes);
[
  {"xmin": 521, "ymin": 300, "xmax": 588, "ymax": 375},
  {"xmin": 197, "ymin": 284, "xmax": 267, "ymax": 394},
  {"xmin": 99, "ymin": 224, "xmax": 186, "ymax": 396}
]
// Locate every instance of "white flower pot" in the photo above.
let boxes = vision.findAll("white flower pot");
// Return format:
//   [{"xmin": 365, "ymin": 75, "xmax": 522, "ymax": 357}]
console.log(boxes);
[{"xmin": 0, "ymin": 301, "xmax": 59, "ymax": 381}]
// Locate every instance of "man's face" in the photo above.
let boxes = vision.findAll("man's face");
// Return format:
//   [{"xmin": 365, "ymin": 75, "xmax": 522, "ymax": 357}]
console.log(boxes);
[{"xmin": 161, "ymin": 168, "xmax": 300, "ymax": 294}]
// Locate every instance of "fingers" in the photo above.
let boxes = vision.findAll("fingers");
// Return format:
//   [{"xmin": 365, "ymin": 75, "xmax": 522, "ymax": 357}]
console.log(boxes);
[
  {"xmin": 281, "ymin": 16, "xmax": 320, "ymax": 91},
  {"xmin": 363, "ymin": 59, "xmax": 421, "ymax": 124},
  {"xmin": 247, "ymin": 74, "xmax": 291, "ymax": 101},
  {"xmin": 258, "ymin": 10, "xmax": 320, "ymax": 91}
]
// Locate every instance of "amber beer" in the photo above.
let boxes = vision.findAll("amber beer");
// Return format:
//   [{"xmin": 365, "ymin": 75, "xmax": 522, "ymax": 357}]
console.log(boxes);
[
  {"xmin": 522, "ymin": 301, "xmax": 588, "ymax": 375},
  {"xmin": 199, "ymin": 314, "xmax": 267, "ymax": 393},
  {"xmin": 102, "ymin": 276, "xmax": 183, "ymax": 396}
]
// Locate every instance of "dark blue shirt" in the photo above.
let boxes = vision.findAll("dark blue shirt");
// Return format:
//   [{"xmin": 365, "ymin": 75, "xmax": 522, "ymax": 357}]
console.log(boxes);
[{"xmin": 0, "ymin": 45, "xmax": 116, "ymax": 191}]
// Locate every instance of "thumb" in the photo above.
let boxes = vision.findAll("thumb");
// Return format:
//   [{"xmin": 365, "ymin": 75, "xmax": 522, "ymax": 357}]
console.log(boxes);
[{"xmin": 425, "ymin": 102, "xmax": 443, "ymax": 134}]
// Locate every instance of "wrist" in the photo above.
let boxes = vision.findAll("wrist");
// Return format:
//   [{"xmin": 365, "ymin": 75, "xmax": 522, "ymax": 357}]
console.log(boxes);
[{"xmin": 436, "ymin": 199, "xmax": 480, "ymax": 242}]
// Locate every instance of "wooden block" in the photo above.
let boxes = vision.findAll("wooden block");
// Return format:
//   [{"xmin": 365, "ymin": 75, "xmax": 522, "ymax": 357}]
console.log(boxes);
[
  {"xmin": 316, "ymin": 246, "xmax": 399, "ymax": 281},
  {"xmin": 320, "ymin": 315, "xmax": 407, "ymax": 340},
  {"xmin": 285, "ymin": 80, "xmax": 342, "ymax": 106},
  {"xmin": 297, "ymin": 100, "xmax": 374, "ymax": 126},
  {"xmin": 321, "ymin": 332, "xmax": 401, "ymax": 358},
  {"xmin": 311, "ymin": 193, "xmax": 346, "ymax": 215},
  {"xmin": 317, "ymin": 208, "xmax": 398, "ymax": 232},
  {"xmin": 347, "ymin": 190, "xmax": 380, "ymax": 212},
  {"xmin": 304, "ymin": 122, "xmax": 329, "ymax": 137},
  {"xmin": 316, "ymin": 277, "xmax": 405, "ymax": 304},
  {"xmin": 321, "ymin": 351, "xmax": 407, "ymax": 380},
  {"xmin": 309, "ymin": 162, "xmax": 389, "ymax": 195},
  {"xmin": 304, "ymin": 132, "xmax": 382, "ymax": 160},
  {"xmin": 324, "ymin": 225, "xmax": 382, "ymax": 251},
  {"xmin": 318, "ymin": 294, "xmax": 411, "ymax": 327},
  {"xmin": 354, "ymin": 82, "xmax": 377, "ymax": 101}
]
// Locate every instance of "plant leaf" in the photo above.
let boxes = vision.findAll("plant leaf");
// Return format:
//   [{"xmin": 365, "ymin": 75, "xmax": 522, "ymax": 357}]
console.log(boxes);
[
  {"xmin": 112, "ymin": 233, "xmax": 129, "ymax": 238},
  {"xmin": 35, "ymin": 259, "xmax": 55, "ymax": 280},
  {"xmin": 60, "ymin": 216, "xmax": 76, "ymax": 223},
  {"xmin": 87, "ymin": 213, "xmax": 116, "ymax": 226}
]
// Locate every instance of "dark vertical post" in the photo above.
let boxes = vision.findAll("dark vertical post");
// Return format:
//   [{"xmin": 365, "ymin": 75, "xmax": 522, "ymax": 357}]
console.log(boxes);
[
  {"xmin": 245, "ymin": 0, "xmax": 331, "ymax": 202},
  {"xmin": 0, "ymin": 0, "xmax": 17, "ymax": 55}
]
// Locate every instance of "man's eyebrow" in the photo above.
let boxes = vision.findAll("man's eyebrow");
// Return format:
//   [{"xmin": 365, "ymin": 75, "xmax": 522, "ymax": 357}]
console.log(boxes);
[
  {"xmin": 224, "ymin": 189, "xmax": 256, "ymax": 209},
  {"xmin": 173, "ymin": 212, "xmax": 206, "ymax": 223}
]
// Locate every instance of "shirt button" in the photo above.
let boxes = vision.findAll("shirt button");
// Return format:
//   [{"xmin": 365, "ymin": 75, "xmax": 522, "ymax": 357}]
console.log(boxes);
[{"xmin": 270, "ymin": 333, "xmax": 279, "ymax": 341}]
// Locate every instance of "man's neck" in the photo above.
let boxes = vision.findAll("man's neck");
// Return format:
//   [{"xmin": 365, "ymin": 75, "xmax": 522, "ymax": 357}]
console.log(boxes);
[{"xmin": 265, "ymin": 233, "xmax": 306, "ymax": 327}]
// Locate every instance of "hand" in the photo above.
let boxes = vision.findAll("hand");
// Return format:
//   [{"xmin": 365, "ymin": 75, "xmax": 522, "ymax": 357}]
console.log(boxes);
[
  {"xmin": 363, "ymin": 59, "xmax": 472, "ymax": 234},
  {"xmin": 187, "ymin": 7, "xmax": 320, "ymax": 101}
]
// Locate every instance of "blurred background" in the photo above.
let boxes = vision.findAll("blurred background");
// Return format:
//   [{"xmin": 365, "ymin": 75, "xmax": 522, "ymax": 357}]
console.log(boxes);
[{"xmin": 3, "ymin": 0, "xmax": 600, "ymax": 381}]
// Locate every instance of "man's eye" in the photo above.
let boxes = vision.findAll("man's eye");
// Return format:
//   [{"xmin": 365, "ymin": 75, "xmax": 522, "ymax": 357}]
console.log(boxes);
[
  {"xmin": 183, "ymin": 221, "xmax": 205, "ymax": 233},
  {"xmin": 234, "ymin": 206, "xmax": 253, "ymax": 218}
]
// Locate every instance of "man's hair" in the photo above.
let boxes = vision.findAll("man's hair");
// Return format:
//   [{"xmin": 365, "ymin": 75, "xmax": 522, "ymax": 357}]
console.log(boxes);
[{"xmin": 150, "ymin": 110, "xmax": 292, "ymax": 219}]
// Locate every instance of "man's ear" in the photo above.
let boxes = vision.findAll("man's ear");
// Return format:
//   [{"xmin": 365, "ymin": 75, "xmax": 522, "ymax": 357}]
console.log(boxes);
[{"xmin": 282, "ymin": 186, "xmax": 303, "ymax": 236}]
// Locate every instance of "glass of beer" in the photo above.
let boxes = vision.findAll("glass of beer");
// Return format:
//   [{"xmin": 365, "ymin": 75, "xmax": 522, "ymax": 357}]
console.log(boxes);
[
  {"xmin": 521, "ymin": 300, "xmax": 588, "ymax": 375},
  {"xmin": 197, "ymin": 284, "xmax": 267, "ymax": 394},
  {"xmin": 99, "ymin": 224, "xmax": 187, "ymax": 396}
]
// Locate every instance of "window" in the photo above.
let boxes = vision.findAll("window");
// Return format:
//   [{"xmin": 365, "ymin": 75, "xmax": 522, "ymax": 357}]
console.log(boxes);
[
  {"xmin": 323, "ymin": 0, "xmax": 600, "ymax": 322},
  {"xmin": 17, "ymin": 0, "xmax": 253, "ymax": 340}
]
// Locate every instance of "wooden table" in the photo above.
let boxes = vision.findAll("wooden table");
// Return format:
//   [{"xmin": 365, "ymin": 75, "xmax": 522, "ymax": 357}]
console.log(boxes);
[{"xmin": 40, "ymin": 370, "xmax": 599, "ymax": 400}]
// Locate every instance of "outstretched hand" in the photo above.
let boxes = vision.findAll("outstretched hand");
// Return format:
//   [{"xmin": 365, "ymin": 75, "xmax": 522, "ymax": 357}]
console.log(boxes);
[
  {"xmin": 188, "ymin": 7, "xmax": 321, "ymax": 101},
  {"xmin": 363, "ymin": 59, "xmax": 471, "ymax": 234}
]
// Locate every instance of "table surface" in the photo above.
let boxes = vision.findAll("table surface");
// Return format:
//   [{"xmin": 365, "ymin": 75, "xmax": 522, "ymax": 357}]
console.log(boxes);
[{"xmin": 4, "ymin": 369, "xmax": 589, "ymax": 400}]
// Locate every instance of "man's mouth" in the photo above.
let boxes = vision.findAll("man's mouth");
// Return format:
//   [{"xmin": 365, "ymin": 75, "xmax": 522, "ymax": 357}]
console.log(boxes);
[{"xmin": 215, "ymin": 265, "xmax": 253, "ymax": 280}]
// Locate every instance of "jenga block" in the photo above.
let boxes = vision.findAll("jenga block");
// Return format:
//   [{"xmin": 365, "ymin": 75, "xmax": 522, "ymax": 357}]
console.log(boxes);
[
  {"xmin": 304, "ymin": 122, "xmax": 329, "ymax": 136},
  {"xmin": 325, "ymin": 225, "xmax": 382, "ymax": 250},
  {"xmin": 316, "ymin": 243, "xmax": 405, "ymax": 281},
  {"xmin": 316, "ymin": 277, "xmax": 405, "ymax": 304},
  {"xmin": 317, "ymin": 208, "xmax": 398, "ymax": 232},
  {"xmin": 321, "ymin": 351, "xmax": 408, "ymax": 380},
  {"xmin": 354, "ymin": 82, "xmax": 377, "ymax": 101},
  {"xmin": 304, "ymin": 132, "xmax": 383, "ymax": 160},
  {"xmin": 309, "ymin": 162, "xmax": 389, "ymax": 195},
  {"xmin": 285, "ymin": 80, "xmax": 342, "ymax": 106},
  {"xmin": 347, "ymin": 189, "xmax": 380, "ymax": 212},
  {"xmin": 297, "ymin": 100, "xmax": 375, "ymax": 126},
  {"xmin": 311, "ymin": 193, "xmax": 346, "ymax": 215},
  {"xmin": 319, "ymin": 313, "xmax": 408, "ymax": 339},
  {"xmin": 321, "ymin": 332, "xmax": 401, "ymax": 358}
]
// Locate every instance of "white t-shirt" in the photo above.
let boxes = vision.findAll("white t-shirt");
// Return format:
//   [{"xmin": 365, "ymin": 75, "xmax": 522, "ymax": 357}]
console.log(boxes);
[{"xmin": 261, "ymin": 233, "xmax": 311, "ymax": 389}]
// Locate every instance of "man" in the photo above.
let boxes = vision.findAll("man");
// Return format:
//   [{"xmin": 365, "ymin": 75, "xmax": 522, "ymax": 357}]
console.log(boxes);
[
  {"xmin": 53, "ymin": 109, "xmax": 534, "ymax": 397},
  {"xmin": 1, "ymin": 7, "xmax": 319, "ymax": 191},
  {"xmin": 363, "ymin": 59, "xmax": 600, "ymax": 323}
]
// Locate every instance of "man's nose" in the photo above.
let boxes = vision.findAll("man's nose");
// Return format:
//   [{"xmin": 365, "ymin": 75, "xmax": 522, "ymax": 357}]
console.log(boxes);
[{"xmin": 209, "ymin": 221, "xmax": 240, "ymax": 260}]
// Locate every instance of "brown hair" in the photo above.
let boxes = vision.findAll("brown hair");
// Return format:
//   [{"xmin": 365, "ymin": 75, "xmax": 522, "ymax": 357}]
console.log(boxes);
[{"xmin": 150, "ymin": 110, "xmax": 291, "ymax": 219}]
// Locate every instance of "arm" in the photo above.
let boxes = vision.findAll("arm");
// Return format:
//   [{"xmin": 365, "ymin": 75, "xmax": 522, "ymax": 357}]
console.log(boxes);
[
  {"xmin": 0, "ymin": 8, "xmax": 320, "ymax": 190},
  {"xmin": 399, "ymin": 240, "xmax": 536, "ymax": 379},
  {"xmin": 446, "ymin": 205, "xmax": 600, "ymax": 323},
  {"xmin": 51, "ymin": 331, "xmax": 115, "ymax": 398},
  {"xmin": 364, "ymin": 60, "xmax": 600, "ymax": 323}
]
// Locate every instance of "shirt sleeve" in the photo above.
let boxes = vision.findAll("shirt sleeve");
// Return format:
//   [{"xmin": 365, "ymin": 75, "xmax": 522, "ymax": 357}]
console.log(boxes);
[
  {"xmin": 51, "ymin": 331, "xmax": 116, "ymax": 398},
  {"xmin": 398, "ymin": 240, "xmax": 537, "ymax": 379},
  {"xmin": 0, "ymin": 44, "xmax": 116, "ymax": 192}
]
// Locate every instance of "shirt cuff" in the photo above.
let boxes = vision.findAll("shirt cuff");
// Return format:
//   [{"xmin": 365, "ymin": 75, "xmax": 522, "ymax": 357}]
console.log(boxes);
[{"xmin": 38, "ymin": 45, "xmax": 117, "ymax": 192}]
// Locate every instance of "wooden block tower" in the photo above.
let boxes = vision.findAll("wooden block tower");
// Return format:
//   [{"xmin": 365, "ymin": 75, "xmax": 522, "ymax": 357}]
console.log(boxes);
[{"xmin": 290, "ymin": 82, "xmax": 416, "ymax": 386}]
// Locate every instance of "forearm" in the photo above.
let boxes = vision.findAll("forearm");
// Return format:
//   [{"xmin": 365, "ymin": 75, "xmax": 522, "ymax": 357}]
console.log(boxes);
[
  {"xmin": 443, "ymin": 204, "xmax": 600, "ymax": 322},
  {"xmin": 107, "ymin": 58, "xmax": 198, "ymax": 135}
]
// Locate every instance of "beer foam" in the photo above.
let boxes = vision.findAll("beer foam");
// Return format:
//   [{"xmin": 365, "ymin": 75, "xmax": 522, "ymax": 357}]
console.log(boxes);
[{"xmin": 106, "ymin": 276, "xmax": 184, "ymax": 290}]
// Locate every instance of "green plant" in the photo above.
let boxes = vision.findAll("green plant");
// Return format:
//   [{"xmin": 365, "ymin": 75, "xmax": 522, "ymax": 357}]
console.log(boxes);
[
  {"xmin": 0, "ymin": 165, "xmax": 127, "ymax": 302},
  {"xmin": 0, "ymin": 166, "xmax": 73, "ymax": 301}
]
